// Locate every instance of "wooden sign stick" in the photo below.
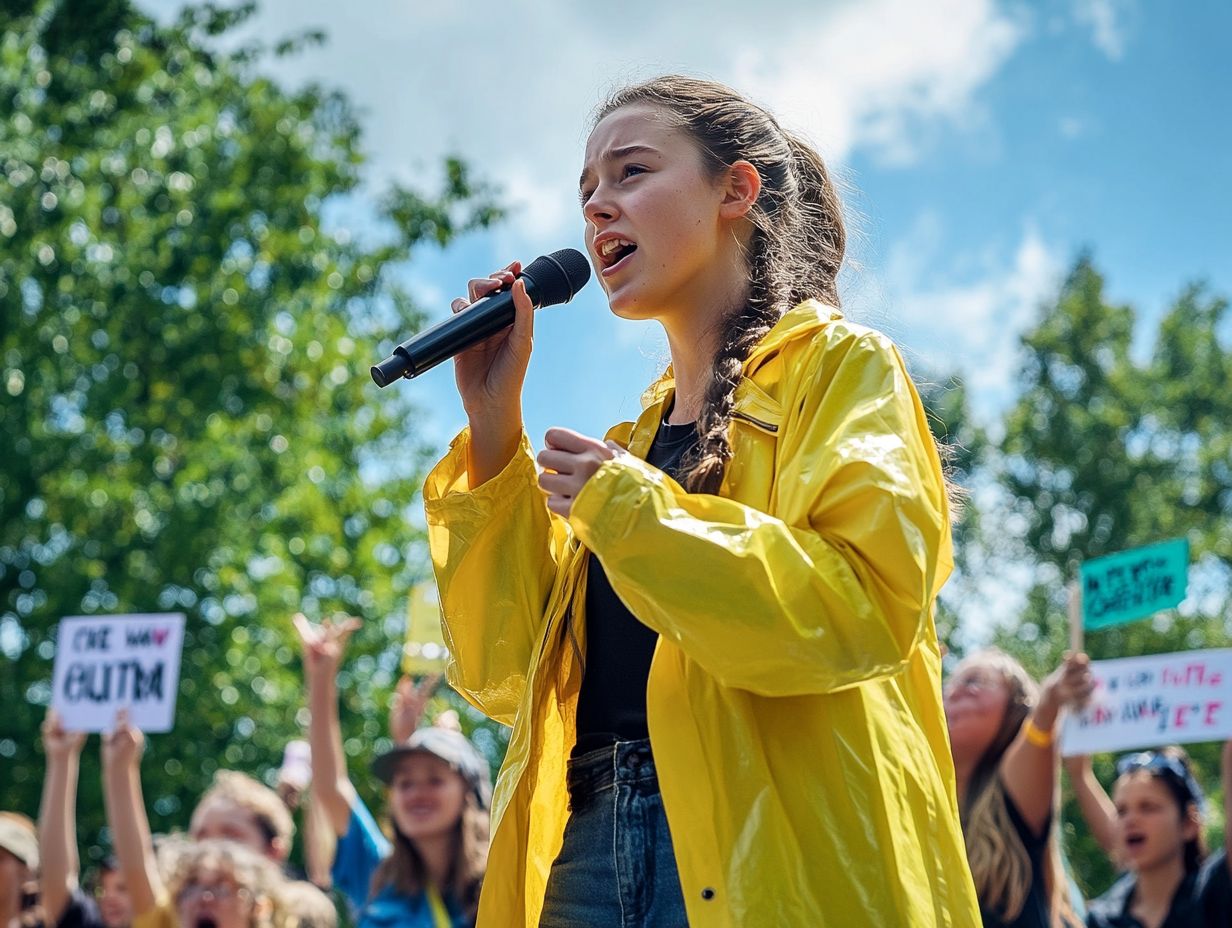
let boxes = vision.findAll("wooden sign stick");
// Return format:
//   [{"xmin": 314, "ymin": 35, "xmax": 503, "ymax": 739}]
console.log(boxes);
[{"xmin": 1068, "ymin": 580, "xmax": 1084, "ymax": 654}]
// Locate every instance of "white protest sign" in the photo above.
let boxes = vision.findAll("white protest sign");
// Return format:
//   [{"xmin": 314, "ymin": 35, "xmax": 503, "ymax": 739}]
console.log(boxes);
[
  {"xmin": 1060, "ymin": 649, "xmax": 1232, "ymax": 756},
  {"xmin": 51, "ymin": 614, "xmax": 186, "ymax": 732}
]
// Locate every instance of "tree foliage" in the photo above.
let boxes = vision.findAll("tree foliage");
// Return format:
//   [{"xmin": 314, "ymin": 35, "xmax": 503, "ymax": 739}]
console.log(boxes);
[
  {"xmin": 987, "ymin": 254, "xmax": 1232, "ymax": 893},
  {"xmin": 0, "ymin": 0, "xmax": 503, "ymax": 863}
]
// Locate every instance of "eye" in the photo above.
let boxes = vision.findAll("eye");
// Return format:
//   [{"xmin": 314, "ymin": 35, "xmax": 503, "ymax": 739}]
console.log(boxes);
[{"xmin": 621, "ymin": 163, "xmax": 646, "ymax": 180}]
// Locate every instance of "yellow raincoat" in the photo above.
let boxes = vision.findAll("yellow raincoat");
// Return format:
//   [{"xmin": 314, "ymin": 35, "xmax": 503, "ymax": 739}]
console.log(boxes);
[{"xmin": 424, "ymin": 301, "xmax": 981, "ymax": 927}]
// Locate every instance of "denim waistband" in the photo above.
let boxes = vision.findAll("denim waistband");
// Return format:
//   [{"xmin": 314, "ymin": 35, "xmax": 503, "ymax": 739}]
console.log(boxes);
[{"xmin": 566, "ymin": 738, "xmax": 659, "ymax": 802}]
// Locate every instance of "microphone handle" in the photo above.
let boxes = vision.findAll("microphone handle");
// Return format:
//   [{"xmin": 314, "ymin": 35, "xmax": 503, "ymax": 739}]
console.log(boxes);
[{"xmin": 374, "ymin": 275, "xmax": 543, "ymax": 384}]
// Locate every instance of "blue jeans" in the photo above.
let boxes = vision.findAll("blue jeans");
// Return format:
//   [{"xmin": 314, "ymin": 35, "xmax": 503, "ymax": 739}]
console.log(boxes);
[{"xmin": 539, "ymin": 739, "xmax": 689, "ymax": 927}]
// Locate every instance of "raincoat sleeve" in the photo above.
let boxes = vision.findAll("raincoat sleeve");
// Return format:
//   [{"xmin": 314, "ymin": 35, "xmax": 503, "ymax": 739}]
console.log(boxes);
[
  {"xmin": 423, "ymin": 427, "xmax": 571, "ymax": 725},
  {"xmin": 569, "ymin": 331, "xmax": 952, "ymax": 697}
]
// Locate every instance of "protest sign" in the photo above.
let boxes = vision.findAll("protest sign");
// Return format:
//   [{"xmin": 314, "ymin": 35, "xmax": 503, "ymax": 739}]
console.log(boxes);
[
  {"xmin": 51, "ymin": 614, "xmax": 186, "ymax": 732},
  {"xmin": 402, "ymin": 585, "xmax": 449, "ymax": 675},
  {"xmin": 1060, "ymin": 648, "xmax": 1232, "ymax": 756},
  {"xmin": 1080, "ymin": 538, "xmax": 1189, "ymax": 630}
]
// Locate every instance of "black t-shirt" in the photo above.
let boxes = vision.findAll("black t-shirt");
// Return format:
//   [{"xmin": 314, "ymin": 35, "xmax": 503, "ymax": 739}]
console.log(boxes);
[
  {"xmin": 1085, "ymin": 869, "xmax": 1204, "ymax": 928},
  {"xmin": 981, "ymin": 787, "xmax": 1052, "ymax": 928},
  {"xmin": 573, "ymin": 416, "xmax": 699, "ymax": 756},
  {"xmin": 54, "ymin": 888, "xmax": 104, "ymax": 928},
  {"xmin": 1198, "ymin": 849, "xmax": 1230, "ymax": 928}
]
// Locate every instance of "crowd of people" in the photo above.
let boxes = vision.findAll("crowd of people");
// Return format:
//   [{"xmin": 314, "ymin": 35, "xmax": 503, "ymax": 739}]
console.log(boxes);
[{"xmin": 2, "ymin": 642, "xmax": 1229, "ymax": 927}]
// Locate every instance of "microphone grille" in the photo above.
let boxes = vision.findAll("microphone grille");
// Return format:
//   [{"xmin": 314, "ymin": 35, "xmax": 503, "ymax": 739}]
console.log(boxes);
[{"xmin": 523, "ymin": 248, "xmax": 592, "ymax": 307}]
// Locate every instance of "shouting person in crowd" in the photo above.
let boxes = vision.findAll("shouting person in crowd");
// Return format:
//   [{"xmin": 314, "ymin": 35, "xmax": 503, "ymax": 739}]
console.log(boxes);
[
  {"xmin": 140, "ymin": 838, "xmax": 282, "ymax": 928},
  {"xmin": 945, "ymin": 648, "xmax": 1094, "ymax": 927},
  {"xmin": 1068, "ymin": 742, "xmax": 1230, "ymax": 927},
  {"xmin": 294, "ymin": 614, "xmax": 489, "ymax": 928},
  {"xmin": 0, "ymin": 813, "xmax": 40, "ymax": 928},
  {"xmin": 38, "ymin": 709, "xmax": 132, "ymax": 928},
  {"xmin": 424, "ymin": 74, "xmax": 981, "ymax": 926}
]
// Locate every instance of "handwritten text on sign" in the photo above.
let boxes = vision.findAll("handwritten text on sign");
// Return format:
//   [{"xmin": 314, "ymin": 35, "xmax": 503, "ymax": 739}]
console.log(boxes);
[
  {"xmin": 1060, "ymin": 649, "xmax": 1232, "ymax": 756},
  {"xmin": 1081, "ymin": 538, "xmax": 1189, "ymax": 630},
  {"xmin": 51, "ymin": 614, "xmax": 186, "ymax": 732}
]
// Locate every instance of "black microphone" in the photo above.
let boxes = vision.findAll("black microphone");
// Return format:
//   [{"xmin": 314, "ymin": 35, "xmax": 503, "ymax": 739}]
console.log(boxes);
[{"xmin": 370, "ymin": 248, "xmax": 592, "ymax": 387}]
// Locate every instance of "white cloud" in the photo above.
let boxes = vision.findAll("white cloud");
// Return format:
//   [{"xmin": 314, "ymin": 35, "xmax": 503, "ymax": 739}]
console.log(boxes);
[
  {"xmin": 872, "ymin": 214, "xmax": 1064, "ymax": 418},
  {"xmin": 140, "ymin": 0, "xmax": 1026, "ymax": 245},
  {"xmin": 1074, "ymin": 0, "xmax": 1133, "ymax": 60},
  {"xmin": 1059, "ymin": 115, "xmax": 1086, "ymax": 139}
]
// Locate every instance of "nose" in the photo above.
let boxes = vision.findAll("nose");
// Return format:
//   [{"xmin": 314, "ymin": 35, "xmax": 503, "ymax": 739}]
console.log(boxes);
[{"xmin": 583, "ymin": 183, "xmax": 619, "ymax": 227}]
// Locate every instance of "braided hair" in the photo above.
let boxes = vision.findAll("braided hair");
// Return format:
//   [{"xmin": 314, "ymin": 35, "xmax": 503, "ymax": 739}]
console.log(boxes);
[{"xmin": 594, "ymin": 76, "xmax": 846, "ymax": 493}]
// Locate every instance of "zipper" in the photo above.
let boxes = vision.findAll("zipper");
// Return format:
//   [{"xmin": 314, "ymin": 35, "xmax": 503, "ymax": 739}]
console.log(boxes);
[{"xmin": 731, "ymin": 410, "xmax": 779, "ymax": 433}]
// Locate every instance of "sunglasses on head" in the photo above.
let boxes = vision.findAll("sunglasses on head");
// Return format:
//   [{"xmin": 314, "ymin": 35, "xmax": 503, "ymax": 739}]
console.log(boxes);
[{"xmin": 1115, "ymin": 751, "xmax": 1206, "ymax": 811}]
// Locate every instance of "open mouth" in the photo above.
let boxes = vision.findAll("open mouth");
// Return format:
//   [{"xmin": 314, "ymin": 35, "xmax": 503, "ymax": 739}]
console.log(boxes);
[
  {"xmin": 195, "ymin": 918, "xmax": 218, "ymax": 928},
  {"xmin": 597, "ymin": 237, "xmax": 638, "ymax": 272},
  {"xmin": 1125, "ymin": 833, "xmax": 1147, "ymax": 851}
]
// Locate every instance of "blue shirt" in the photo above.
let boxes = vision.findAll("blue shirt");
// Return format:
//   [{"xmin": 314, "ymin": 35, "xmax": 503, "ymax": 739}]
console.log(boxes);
[{"xmin": 331, "ymin": 796, "xmax": 468, "ymax": 928}]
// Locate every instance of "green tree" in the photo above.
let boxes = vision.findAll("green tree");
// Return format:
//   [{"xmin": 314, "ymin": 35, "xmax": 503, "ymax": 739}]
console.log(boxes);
[
  {"xmin": 988, "ymin": 254, "xmax": 1231, "ymax": 893},
  {"xmin": 916, "ymin": 373, "xmax": 989, "ymax": 649},
  {"xmin": 0, "ymin": 0, "xmax": 503, "ymax": 862}
]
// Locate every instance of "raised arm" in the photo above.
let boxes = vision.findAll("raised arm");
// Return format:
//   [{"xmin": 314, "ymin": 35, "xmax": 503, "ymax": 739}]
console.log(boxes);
[
  {"xmin": 100, "ymin": 711, "xmax": 163, "ymax": 916},
  {"xmin": 38, "ymin": 710, "xmax": 87, "ymax": 924},
  {"xmin": 1000, "ymin": 653, "xmax": 1094, "ymax": 838},
  {"xmin": 1224, "ymin": 740, "xmax": 1231, "ymax": 880},
  {"xmin": 293, "ymin": 613, "xmax": 361, "ymax": 836},
  {"xmin": 1063, "ymin": 754, "xmax": 1120, "ymax": 860}
]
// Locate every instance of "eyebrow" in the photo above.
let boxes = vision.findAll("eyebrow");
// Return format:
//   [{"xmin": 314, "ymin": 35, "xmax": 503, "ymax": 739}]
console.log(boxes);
[{"xmin": 578, "ymin": 144, "xmax": 660, "ymax": 192}]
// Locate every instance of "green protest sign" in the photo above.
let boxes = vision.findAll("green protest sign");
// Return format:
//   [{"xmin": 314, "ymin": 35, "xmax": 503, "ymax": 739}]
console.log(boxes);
[{"xmin": 1081, "ymin": 538, "xmax": 1190, "ymax": 630}]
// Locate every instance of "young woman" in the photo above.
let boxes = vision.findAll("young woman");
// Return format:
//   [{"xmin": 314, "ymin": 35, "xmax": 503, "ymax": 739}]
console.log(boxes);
[
  {"xmin": 424, "ymin": 75, "xmax": 982, "ymax": 926},
  {"xmin": 944, "ymin": 648, "xmax": 1094, "ymax": 928},
  {"xmin": 293, "ymin": 614, "xmax": 488, "ymax": 928},
  {"xmin": 1068, "ymin": 746, "xmax": 1220, "ymax": 928}
]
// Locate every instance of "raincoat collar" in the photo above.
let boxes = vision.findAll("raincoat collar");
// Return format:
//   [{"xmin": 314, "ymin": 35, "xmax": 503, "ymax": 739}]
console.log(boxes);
[{"xmin": 638, "ymin": 300, "xmax": 843, "ymax": 409}]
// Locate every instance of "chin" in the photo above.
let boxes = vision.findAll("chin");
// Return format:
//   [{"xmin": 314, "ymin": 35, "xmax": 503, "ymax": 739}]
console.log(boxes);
[{"xmin": 401, "ymin": 820, "xmax": 455, "ymax": 841}]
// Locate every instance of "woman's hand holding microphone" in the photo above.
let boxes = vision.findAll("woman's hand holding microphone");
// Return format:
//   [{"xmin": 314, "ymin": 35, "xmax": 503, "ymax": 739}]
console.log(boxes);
[{"xmin": 452, "ymin": 263, "xmax": 622, "ymax": 513}]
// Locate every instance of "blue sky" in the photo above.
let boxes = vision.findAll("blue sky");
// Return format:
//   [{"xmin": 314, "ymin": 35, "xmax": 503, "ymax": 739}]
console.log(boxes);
[{"xmin": 142, "ymin": 0, "xmax": 1231, "ymax": 450}]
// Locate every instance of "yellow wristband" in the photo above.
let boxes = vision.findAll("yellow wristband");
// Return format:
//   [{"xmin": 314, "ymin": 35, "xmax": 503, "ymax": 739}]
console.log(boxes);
[{"xmin": 1023, "ymin": 717, "xmax": 1054, "ymax": 748}]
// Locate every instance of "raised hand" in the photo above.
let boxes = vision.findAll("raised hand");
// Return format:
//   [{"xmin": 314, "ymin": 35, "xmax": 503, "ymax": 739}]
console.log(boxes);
[
  {"xmin": 41, "ymin": 708, "xmax": 86, "ymax": 761},
  {"xmin": 101, "ymin": 709, "xmax": 145, "ymax": 772},
  {"xmin": 389, "ymin": 673, "xmax": 443, "ymax": 744},
  {"xmin": 1040, "ymin": 652, "xmax": 1095, "ymax": 716},
  {"xmin": 293, "ymin": 612, "xmax": 362, "ymax": 678}
]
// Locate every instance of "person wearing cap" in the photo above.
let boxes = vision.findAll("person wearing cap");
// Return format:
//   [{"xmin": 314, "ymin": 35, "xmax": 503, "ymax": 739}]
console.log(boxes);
[
  {"xmin": 1, "ymin": 812, "xmax": 40, "ymax": 928},
  {"xmin": 1081, "ymin": 745, "xmax": 1216, "ymax": 927},
  {"xmin": 293, "ymin": 614, "xmax": 489, "ymax": 928}
]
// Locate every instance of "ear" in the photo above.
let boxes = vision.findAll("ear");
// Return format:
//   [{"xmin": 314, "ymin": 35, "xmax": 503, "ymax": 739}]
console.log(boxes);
[
  {"xmin": 718, "ymin": 160, "xmax": 761, "ymax": 221},
  {"xmin": 1182, "ymin": 804, "xmax": 1202, "ymax": 839}
]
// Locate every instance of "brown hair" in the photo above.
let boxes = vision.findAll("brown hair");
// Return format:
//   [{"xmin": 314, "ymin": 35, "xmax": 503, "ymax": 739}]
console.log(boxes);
[
  {"xmin": 193, "ymin": 770, "xmax": 296, "ymax": 854},
  {"xmin": 274, "ymin": 880, "xmax": 337, "ymax": 928},
  {"xmin": 957, "ymin": 649, "xmax": 1082, "ymax": 928},
  {"xmin": 369, "ymin": 791, "xmax": 488, "ymax": 918},
  {"xmin": 594, "ymin": 75, "xmax": 846, "ymax": 494},
  {"xmin": 159, "ymin": 838, "xmax": 283, "ymax": 928}
]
